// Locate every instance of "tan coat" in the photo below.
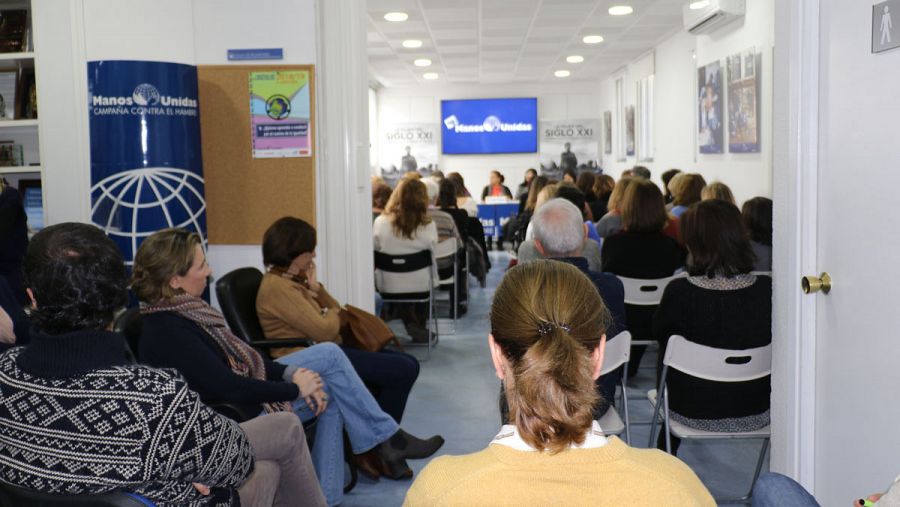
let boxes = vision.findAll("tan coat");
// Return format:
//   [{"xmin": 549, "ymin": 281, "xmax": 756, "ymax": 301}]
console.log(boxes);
[{"xmin": 256, "ymin": 272, "xmax": 342, "ymax": 358}]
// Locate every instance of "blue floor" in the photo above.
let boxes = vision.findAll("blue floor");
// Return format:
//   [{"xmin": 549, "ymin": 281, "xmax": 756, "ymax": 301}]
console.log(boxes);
[{"xmin": 343, "ymin": 251, "xmax": 767, "ymax": 506}]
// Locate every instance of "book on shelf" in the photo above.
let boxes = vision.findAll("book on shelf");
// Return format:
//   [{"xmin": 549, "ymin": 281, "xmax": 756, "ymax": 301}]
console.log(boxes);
[
  {"xmin": 0, "ymin": 71, "xmax": 15, "ymax": 119},
  {"xmin": 16, "ymin": 67, "xmax": 34, "ymax": 119},
  {"xmin": 0, "ymin": 140, "xmax": 24, "ymax": 166},
  {"xmin": 0, "ymin": 10, "xmax": 27, "ymax": 54}
]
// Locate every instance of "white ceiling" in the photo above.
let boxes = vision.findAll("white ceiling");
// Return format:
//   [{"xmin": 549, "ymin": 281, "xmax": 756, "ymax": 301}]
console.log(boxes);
[{"xmin": 367, "ymin": 0, "xmax": 687, "ymax": 88}]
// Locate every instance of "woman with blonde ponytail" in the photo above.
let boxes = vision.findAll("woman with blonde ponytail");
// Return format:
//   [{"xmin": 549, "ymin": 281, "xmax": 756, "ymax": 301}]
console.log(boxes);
[{"xmin": 405, "ymin": 260, "xmax": 714, "ymax": 507}]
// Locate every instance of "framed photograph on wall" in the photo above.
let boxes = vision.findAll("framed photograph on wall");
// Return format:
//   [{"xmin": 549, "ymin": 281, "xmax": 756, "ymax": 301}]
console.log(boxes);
[
  {"xmin": 727, "ymin": 48, "xmax": 761, "ymax": 153},
  {"xmin": 615, "ymin": 76, "xmax": 625, "ymax": 161},
  {"xmin": 625, "ymin": 105, "xmax": 635, "ymax": 157},
  {"xmin": 603, "ymin": 111, "xmax": 612, "ymax": 155},
  {"xmin": 636, "ymin": 75, "xmax": 654, "ymax": 162},
  {"xmin": 697, "ymin": 60, "xmax": 724, "ymax": 154}
]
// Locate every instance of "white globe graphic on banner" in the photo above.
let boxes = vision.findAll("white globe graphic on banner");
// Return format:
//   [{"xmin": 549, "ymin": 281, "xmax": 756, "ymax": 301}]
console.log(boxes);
[{"xmin": 91, "ymin": 167, "xmax": 206, "ymax": 263}]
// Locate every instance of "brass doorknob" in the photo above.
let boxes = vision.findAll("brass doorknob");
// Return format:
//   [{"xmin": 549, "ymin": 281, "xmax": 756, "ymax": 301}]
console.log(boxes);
[{"xmin": 801, "ymin": 272, "xmax": 832, "ymax": 294}]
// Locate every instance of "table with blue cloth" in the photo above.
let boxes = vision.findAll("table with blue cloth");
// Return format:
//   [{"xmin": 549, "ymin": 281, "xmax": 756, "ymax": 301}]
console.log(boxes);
[{"xmin": 477, "ymin": 202, "xmax": 519, "ymax": 239}]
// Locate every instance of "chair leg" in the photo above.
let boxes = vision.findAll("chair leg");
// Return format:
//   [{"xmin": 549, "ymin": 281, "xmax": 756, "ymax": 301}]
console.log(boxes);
[
  {"xmin": 714, "ymin": 437, "xmax": 770, "ymax": 504},
  {"xmin": 621, "ymin": 381, "xmax": 631, "ymax": 445},
  {"xmin": 663, "ymin": 389, "xmax": 672, "ymax": 454}
]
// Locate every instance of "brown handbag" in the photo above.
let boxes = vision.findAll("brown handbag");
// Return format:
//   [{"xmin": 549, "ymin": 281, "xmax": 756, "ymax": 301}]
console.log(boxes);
[{"xmin": 339, "ymin": 304, "xmax": 403, "ymax": 353}]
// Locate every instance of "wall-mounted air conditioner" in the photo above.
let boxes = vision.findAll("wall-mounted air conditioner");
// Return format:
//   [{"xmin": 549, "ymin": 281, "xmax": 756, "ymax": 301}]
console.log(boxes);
[{"xmin": 682, "ymin": 0, "xmax": 745, "ymax": 35}]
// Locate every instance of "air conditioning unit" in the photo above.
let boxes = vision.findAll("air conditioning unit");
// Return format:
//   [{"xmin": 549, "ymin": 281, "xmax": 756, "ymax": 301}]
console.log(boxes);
[{"xmin": 682, "ymin": 0, "xmax": 745, "ymax": 35}]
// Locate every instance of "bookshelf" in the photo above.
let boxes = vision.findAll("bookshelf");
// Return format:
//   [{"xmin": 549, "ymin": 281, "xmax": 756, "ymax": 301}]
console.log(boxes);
[{"xmin": 0, "ymin": 0, "xmax": 43, "ymax": 232}]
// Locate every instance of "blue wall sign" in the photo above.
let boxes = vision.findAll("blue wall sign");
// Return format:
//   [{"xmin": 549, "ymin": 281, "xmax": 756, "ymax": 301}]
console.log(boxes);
[
  {"xmin": 87, "ymin": 60, "xmax": 206, "ymax": 264},
  {"xmin": 441, "ymin": 98, "xmax": 538, "ymax": 155},
  {"xmin": 227, "ymin": 48, "xmax": 284, "ymax": 61}
]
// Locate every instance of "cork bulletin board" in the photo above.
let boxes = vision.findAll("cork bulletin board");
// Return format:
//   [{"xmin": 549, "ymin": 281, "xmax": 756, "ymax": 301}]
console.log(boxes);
[{"xmin": 197, "ymin": 65, "xmax": 316, "ymax": 245}]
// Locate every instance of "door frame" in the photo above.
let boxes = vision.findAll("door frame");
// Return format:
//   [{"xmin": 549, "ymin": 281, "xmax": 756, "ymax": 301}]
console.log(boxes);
[{"xmin": 771, "ymin": 0, "xmax": 820, "ymax": 491}]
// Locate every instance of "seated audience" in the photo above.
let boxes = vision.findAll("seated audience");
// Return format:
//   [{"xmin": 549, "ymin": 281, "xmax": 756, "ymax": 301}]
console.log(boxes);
[
  {"xmin": 522, "ymin": 183, "xmax": 559, "ymax": 242},
  {"xmin": 134, "ymin": 229, "xmax": 443, "ymax": 506},
  {"xmin": 424, "ymin": 178, "xmax": 462, "ymax": 245},
  {"xmin": 404, "ymin": 260, "xmax": 714, "ymax": 506},
  {"xmin": 670, "ymin": 173, "xmax": 707, "ymax": 218},
  {"xmin": 621, "ymin": 169, "xmax": 633, "ymax": 178},
  {"xmin": 602, "ymin": 179, "xmax": 686, "ymax": 375},
  {"xmin": 447, "ymin": 172, "xmax": 478, "ymax": 217},
  {"xmin": 430, "ymin": 170, "xmax": 445, "ymax": 183},
  {"xmin": 373, "ymin": 178, "xmax": 438, "ymax": 342},
  {"xmin": 481, "ymin": 170, "xmax": 513, "ymax": 201},
  {"xmin": 0, "ymin": 276, "xmax": 28, "ymax": 352},
  {"xmin": 556, "ymin": 183, "xmax": 602, "ymax": 245},
  {"xmin": 256, "ymin": 216, "xmax": 421, "ymax": 431},
  {"xmin": 437, "ymin": 179, "xmax": 490, "ymax": 284},
  {"xmin": 743, "ymin": 196, "xmax": 773, "ymax": 272},
  {"xmin": 0, "ymin": 223, "xmax": 327, "ymax": 506},
  {"xmin": 701, "ymin": 180, "xmax": 736, "ymax": 205},
  {"xmin": 631, "ymin": 165, "xmax": 651, "ymax": 180},
  {"xmin": 575, "ymin": 172, "xmax": 598, "ymax": 205},
  {"xmin": 661, "ymin": 168, "xmax": 682, "ymax": 205},
  {"xmin": 515, "ymin": 168, "xmax": 537, "ymax": 200},
  {"xmin": 562, "ymin": 168, "xmax": 577, "ymax": 183},
  {"xmin": 653, "ymin": 200, "xmax": 771, "ymax": 453},
  {"xmin": 372, "ymin": 181, "xmax": 392, "ymax": 220},
  {"xmin": 589, "ymin": 173, "xmax": 615, "ymax": 221},
  {"xmin": 0, "ymin": 179, "xmax": 28, "ymax": 304},
  {"xmin": 511, "ymin": 175, "xmax": 549, "ymax": 244},
  {"xmin": 595, "ymin": 176, "xmax": 635, "ymax": 238},
  {"xmin": 528, "ymin": 198, "xmax": 627, "ymax": 418}
]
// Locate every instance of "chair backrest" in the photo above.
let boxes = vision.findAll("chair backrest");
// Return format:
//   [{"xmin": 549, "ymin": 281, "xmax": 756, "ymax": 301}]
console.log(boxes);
[
  {"xmin": 0, "ymin": 483, "xmax": 153, "ymax": 507},
  {"xmin": 662, "ymin": 335, "xmax": 772, "ymax": 382},
  {"xmin": 434, "ymin": 237, "xmax": 458, "ymax": 260},
  {"xmin": 600, "ymin": 330, "xmax": 631, "ymax": 375},
  {"xmin": 214, "ymin": 267, "xmax": 267, "ymax": 342},
  {"xmin": 373, "ymin": 250, "xmax": 433, "ymax": 273},
  {"xmin": 616, "ymin": 272, "xmax": 686, "ymax": 306},
  {"xmin": 113, "ymin": 307, "xmax": 143, "ymax": 362}
]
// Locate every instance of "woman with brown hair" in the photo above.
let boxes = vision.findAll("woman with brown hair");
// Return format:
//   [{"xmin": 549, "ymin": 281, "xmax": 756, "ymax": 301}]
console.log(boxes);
[
  {"xmin": 134, "ymin": 229, "xmax": 443, "ymax": 506},
  {"xmin": 701, "ymin": 180, "xmax": 736, "ymax": 205},
  {"xmin": 372, "ymin": 178, "xmax": 438, "ymax": 342},
  {"xmin": 404, "ymin": 260, "xmax": 713, "ymax": 506},
  {"xmin": 601, "ymin": 179, "xmax": 685, "ymax": 375},
  {"xmin": 589, "ymin": 173, "xmax": 615, "ymax": 220},
  {"xmin": 594, "ymin": 176, "xmax": 635, "ymax": 238},
  {"xmin": 670, "ymin": 173, "xmax": 707, "ymax": 218},
  {"xmin": 653, "ymin": 199, "xmax": 771, "ymax": 453},
  {"xmin": 446, "ymin": 172, "xmax": 477, "ymax": 217}
]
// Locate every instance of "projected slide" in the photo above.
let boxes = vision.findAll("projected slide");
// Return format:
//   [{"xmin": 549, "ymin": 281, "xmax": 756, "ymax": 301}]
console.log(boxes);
[{"xmin": 441, "ymin": 98, "xmax": 537, "ymax": 154}]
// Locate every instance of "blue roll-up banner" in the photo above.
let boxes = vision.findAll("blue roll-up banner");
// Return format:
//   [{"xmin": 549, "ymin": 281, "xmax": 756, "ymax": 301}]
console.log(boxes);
[{"xmin": 87, "ymin": 60, "xmax": 206, "ymax": 264}]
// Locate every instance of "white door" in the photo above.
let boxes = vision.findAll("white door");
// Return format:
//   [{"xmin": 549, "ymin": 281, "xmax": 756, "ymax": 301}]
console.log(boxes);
[{"xmin": 777, "ymin": 0, "xmax": 900, "ymax": 503}]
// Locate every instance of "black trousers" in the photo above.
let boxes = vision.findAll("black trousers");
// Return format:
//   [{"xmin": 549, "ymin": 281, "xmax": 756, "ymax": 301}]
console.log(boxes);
[{"xmin": 339, "ymin": 345, "xmax": 419, "ymax": 424}]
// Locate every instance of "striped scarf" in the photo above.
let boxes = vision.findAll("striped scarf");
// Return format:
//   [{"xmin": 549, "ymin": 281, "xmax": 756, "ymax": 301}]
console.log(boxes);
[{"xmin": 141, "ymin": 294, "xmax": 292, "ymax": 413}]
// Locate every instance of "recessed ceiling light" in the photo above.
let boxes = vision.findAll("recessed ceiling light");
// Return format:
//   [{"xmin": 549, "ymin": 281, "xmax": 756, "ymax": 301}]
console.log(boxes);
[
  {"xmin": 414, "ymin": 58, "xmax": 432, "ymax": 67},
  {"xmin": 608, "ymin": 5, "xmax": 634, "ymax": 16},
  {"xmin": 554, "ymin": 70, "xmax": 571, "ymax": 78},
  {"xmin": 384, "ymin": 12, "xmax": 408, "ymax": 22},
  {"xmin": 402, "ymin": 39, "xmax": 423, "ymax": 48},
  {"xmin": 566, "ymin": 55, "xmax": 584, "ymax": 63},
  {"xmin": 582, "ymin": 35, "xmax": 605, "ymax": 44},
  {"xmin": 423, "ymin": 72, "xmax": 439, "ymax": 80},
  {"xmin": 689, "ymin": 1, "xmax": 710, "ymax": 9}
]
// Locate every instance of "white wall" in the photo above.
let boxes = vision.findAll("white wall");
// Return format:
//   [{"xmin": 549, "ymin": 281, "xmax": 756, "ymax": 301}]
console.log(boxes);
[
  {"xmin": 376, "ymin": 82, "xmax": 601, "ymax": 200},
  {"xmin": 598, "ymin": 0, "xmax": 774, "ymax": 206}
]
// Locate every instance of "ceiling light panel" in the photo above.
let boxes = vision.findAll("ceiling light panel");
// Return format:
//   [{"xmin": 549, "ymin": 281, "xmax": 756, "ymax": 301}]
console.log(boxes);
[{"xmin": 383, "ymin": 11, "xmax": 408, "ymax": 22}]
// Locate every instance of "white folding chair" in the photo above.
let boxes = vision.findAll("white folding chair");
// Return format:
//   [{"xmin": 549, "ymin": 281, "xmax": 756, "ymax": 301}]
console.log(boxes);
[
  {"xmin": 434, "ymin": 237, "xmax": 461, "ymax": 334},
  {"xmin": 374, "ymin": 249, "xmax": 438, "ymax": 360},
  {"xmin": 596, "ymin": 331, "xmax": 631, "ymax": 443},
  {"xmin": 616, "ymin": 272, "xmax": 687, "ymax": 364},
  {"xmin": 648, "ymin": 335, "xmax": 771, "ymax": 503}
]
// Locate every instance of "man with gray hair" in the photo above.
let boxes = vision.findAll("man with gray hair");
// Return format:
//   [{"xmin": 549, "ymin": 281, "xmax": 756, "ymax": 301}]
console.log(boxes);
[{"xmin": 526, "ymin": 198, "xmax": 627, "ymax": 419}]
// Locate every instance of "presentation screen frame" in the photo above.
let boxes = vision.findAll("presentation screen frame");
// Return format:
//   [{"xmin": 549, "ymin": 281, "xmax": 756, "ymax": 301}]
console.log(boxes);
[{"xmin": 440, "ymin": 97, "xmax": 538, "ymax": 155}]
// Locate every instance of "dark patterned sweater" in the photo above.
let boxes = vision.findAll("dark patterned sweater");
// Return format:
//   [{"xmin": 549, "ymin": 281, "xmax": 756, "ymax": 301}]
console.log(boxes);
[{"xmin": 0, "ymin": 329, "xmax": 254, "ymax": 506}]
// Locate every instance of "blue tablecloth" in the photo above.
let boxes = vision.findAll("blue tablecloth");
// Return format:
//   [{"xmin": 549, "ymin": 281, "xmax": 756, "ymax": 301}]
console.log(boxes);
[{"xmin": 477, "ymin": 203, "xmax": 519, "ymax": 238}]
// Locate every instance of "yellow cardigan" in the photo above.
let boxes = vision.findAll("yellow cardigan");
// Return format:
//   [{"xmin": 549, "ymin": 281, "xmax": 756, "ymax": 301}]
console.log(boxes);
[
  {"xmin": 256, "ymin": 272, "xmax": 342, "ymax": 358},
  {"xmin": 403, "ymin": 437, "xmax": 715, "ymax": 507}
]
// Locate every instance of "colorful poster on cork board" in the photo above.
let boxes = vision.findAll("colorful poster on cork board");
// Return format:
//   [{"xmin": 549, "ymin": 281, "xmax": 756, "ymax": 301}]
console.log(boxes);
[{"xmin": 249, "ymin": 70, "xmax": 311, "ymax": 158}]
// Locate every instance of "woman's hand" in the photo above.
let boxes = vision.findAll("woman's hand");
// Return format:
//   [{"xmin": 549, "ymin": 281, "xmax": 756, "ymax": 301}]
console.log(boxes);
[
  {"xmin": 292, "ymin": 368, "xmax": 323, "ymax": 397},
  {"xmin": 306, "ymin": 388, "xmax": 329, "ymax": 416},
  {"xmin": 305, "ymin": 262, "xmax": 321, "ymax": 293}
]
